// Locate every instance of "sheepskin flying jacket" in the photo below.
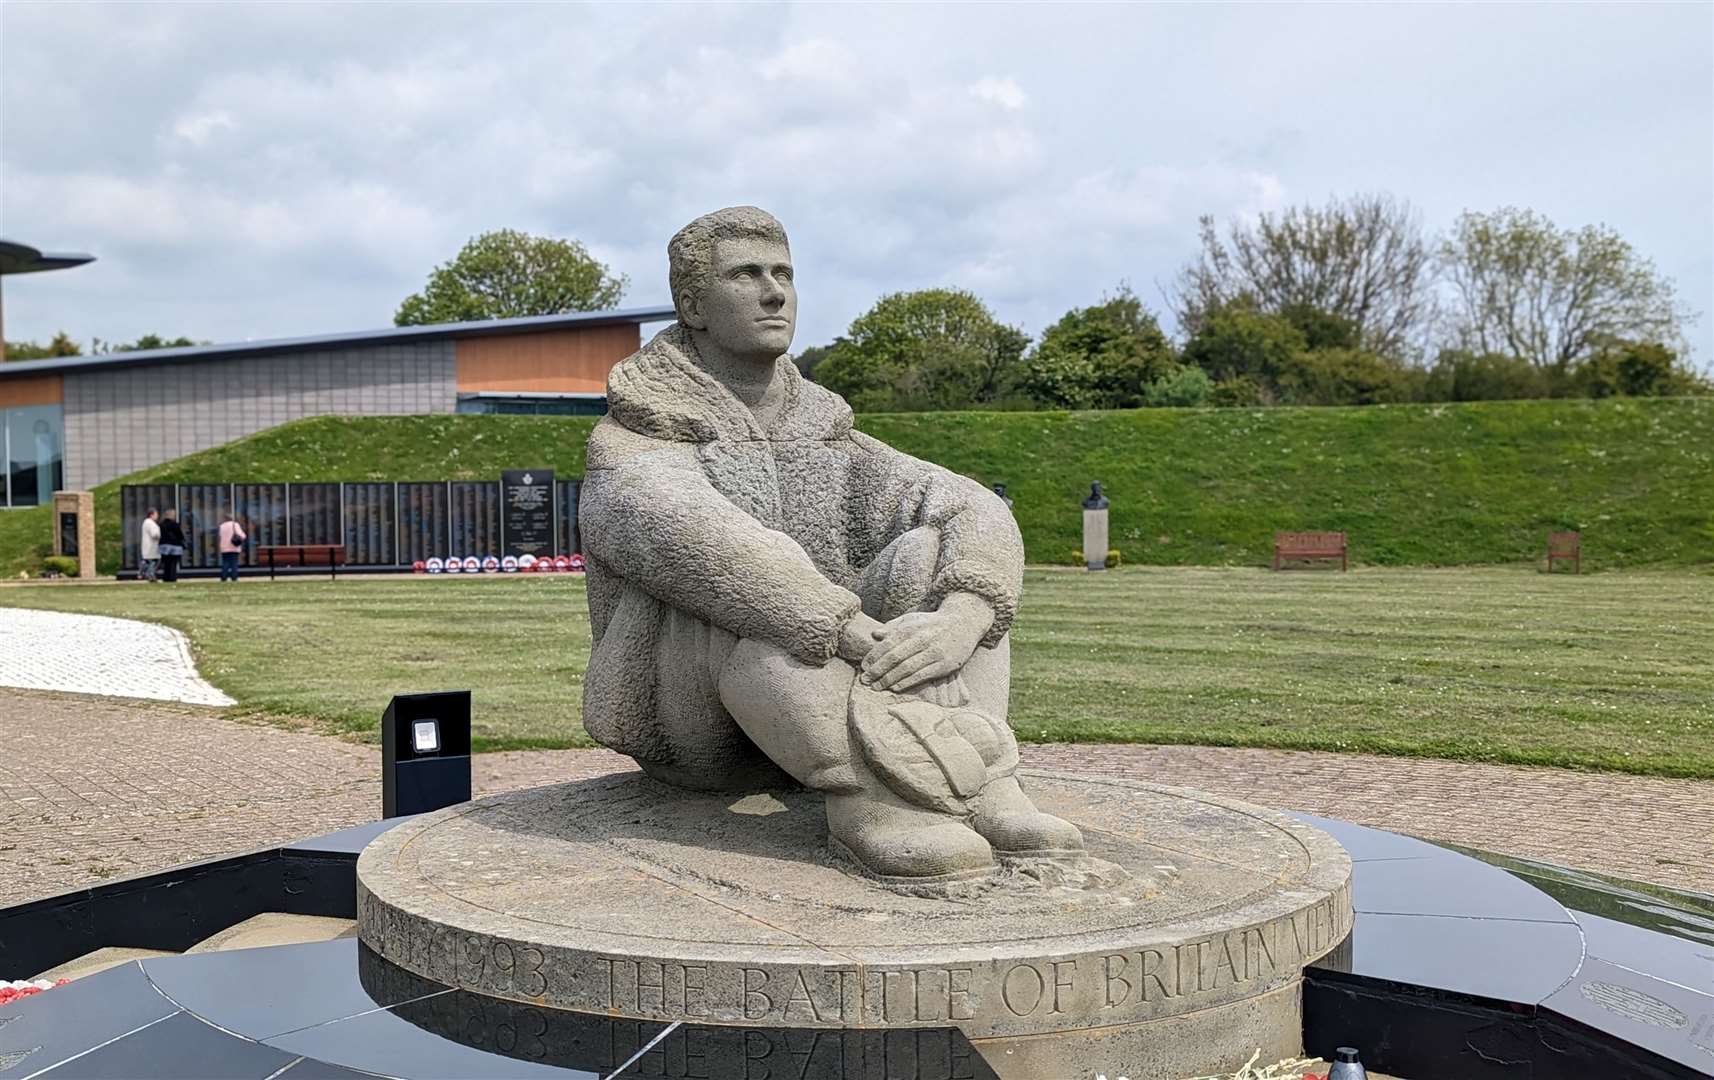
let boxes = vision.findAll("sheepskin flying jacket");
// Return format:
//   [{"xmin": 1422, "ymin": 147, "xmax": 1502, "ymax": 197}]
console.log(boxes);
[{"xmin": 578, "ymin": 324, "xmax": 1024, "ymax": 768}]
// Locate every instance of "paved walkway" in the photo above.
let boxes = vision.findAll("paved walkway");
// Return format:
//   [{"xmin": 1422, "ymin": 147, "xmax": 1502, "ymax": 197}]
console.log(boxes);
[
  {"xmin": 2, "ymin": 689, "xmax": 1710, "ymax": 908},
  {"xmin": 0, "ymin": 607, "xmax": 234, "ymax": 706}
]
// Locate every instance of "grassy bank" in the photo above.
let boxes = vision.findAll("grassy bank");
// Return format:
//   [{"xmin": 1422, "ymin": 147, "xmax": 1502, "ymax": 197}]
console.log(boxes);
[
  {"xmin": 4, "ymin": 566, "xmax": 1711, "ymax": 775},
  {"xmin": 3, "ymin": 397, "xmax": 1711, "ymax": 578},
  {"xmin": 860, "ymin": 396, "xmax": 1714, "ymax": 568}
]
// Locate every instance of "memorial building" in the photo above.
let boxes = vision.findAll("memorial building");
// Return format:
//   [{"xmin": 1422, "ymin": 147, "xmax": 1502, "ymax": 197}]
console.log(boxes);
[{"xmin": 0, "ymin": 305, "xmax": 673, "ymax": 502}]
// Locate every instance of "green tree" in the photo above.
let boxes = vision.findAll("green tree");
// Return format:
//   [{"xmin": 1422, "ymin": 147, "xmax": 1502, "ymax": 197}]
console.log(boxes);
[
  {"xmin": 1175, "ymin": 193, "xmax": 1436, "ymax": 359},
  {"xmin": 1279, "ymin": 303, "xmax": 1361, "ymax": 352},
  {"xmin": 1209, "ymin": 375, "xmax": 1264, "ymax": 407},
  {"xmin": 1020, "ymin": 287, "xmax": 1176, "ymax": 409},
  {"xmin": 1143, "ymin": 364, "xmax": 1213, "ymax": 408},
  {"xmin": 4, "ymin": 331, "xmax": 82, "ymax": 361},
  {"xmin": 1180, "ymin": 301, "xmax": 1307, "ymax": 386},
  {"xmin": 1422, "ymin": 349, "xmax": 1553, "ymax": 402},
  {"xmin": 792, "ymin": 344, "xmax": 834, "ymax": 381},
  {"xmin": 92, "ymin": 334, "xmax": 200, "ymax": 353},
  {"xmin": 1439, "ymin": 208, "xmax": 1690, "ymax": 372},
  {"xmin": 395, "ymin": 229, "xmax": 628, "ymax": 326},
  {"xmin": 814, "ymin": 289, "xmax": 1028, "ymax": 411},
  {"xmin": 1275, "ymin": 347, "xmax": 1418, "ymax": 406},
  {"xmin": 1571, "ymin": 340, "xmax": 1710, "ymax": 399}
]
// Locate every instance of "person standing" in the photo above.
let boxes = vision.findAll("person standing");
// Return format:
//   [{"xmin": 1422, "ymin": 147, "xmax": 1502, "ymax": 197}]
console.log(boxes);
[
  {"xmin": 139, "ymin": 509, "xmax": 162, "ymax": 582},
  {"xmin": 158, "ymin": 509, "xmax": 186, "ymax": 583},
  {"xmin": 217, "ymin": 514, "xmax": 247, "ymax": 583}
]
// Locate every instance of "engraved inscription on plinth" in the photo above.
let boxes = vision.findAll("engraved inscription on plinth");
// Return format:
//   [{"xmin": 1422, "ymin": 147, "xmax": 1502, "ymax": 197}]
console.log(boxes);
[{"xmin": 356, "ymin": 770, "xmax": 1352, "ymax": 1049}]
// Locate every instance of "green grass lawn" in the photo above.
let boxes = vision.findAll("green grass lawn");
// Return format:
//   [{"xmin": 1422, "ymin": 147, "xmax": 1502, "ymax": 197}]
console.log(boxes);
[{"xmin": 4, "ymin": 566, "xmax": 1710, "ymax": 776}]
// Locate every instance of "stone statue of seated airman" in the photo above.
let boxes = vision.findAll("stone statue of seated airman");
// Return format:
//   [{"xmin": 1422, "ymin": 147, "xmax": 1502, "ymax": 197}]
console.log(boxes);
[{"xmin": 579, "ymin": 206, "xmax": 1082, "ymax": 885}]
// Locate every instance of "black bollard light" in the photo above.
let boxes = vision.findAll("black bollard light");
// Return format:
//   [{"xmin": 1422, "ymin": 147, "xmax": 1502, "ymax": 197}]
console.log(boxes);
[{"xmin": 381, "ymin": 691, "xmax": 472, "ymax": 818}]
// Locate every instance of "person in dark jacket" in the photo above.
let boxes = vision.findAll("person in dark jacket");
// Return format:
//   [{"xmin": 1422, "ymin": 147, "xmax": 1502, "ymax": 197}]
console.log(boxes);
[{"xmin": 157, "ymin": 509, "xmax": 187, "ymax": 583}]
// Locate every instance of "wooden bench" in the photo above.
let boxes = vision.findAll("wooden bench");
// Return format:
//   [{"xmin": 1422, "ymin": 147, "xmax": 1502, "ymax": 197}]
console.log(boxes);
[
  {"xmin": 1273, "ymin": 531, "xmax": 1348, "ymax": 571},
  {"xmin": 256, "ymin": 544, "xmax": 346, "ymax": 581},
  {"xmin": 1546, "ymin": 531, "xmax": 1581, "ymax": 574}
]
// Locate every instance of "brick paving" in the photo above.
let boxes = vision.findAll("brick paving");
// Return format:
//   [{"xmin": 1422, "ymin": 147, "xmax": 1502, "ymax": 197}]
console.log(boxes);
[{"xmin": 3, "ymin": 688, "xmax": 1710, "ymax": 909}]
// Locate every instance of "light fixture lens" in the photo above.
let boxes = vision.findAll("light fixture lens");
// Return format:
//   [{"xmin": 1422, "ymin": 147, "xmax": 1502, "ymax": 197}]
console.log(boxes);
[{"xmin": 412, "ymin": 719, "xmax": 441, "ymax": 754}]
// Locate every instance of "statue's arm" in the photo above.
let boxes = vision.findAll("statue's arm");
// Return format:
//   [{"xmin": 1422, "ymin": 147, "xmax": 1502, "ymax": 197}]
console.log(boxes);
[
  {"xmin": 582, "ymin": 458, "xmax": 862, "ymax": 664},
  {"xmin": 850, "ymin": 432, "xmax": 1024, "ymax": 648}
]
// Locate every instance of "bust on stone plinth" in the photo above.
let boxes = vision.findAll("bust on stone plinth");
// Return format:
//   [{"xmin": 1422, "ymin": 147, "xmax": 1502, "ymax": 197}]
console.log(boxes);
[{"xmin": 577, "ymin": 206, "xmax": 1082, "ymax": 884}]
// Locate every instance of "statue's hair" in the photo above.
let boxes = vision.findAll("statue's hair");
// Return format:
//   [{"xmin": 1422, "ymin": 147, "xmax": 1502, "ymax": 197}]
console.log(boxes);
[{"xmin": 667, "ymin": 206, "xmax": 789, "ymax": 322}]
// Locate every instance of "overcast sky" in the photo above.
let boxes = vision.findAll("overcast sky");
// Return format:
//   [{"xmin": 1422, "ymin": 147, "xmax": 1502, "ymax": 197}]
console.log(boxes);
[{"xmin": 3, "ymin": 2, "xmax": 1711, "ymax": 365}]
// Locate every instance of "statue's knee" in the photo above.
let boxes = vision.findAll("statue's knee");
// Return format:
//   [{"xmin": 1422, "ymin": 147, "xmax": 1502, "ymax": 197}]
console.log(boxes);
[
  {"xmin": 719, "ymin": 639, "xmax": 859, "ymax": 789},
  {"xmin": 720, "ymin": 640, "xmax": 853, "ymax": 721},
  {"xmin": 858, "ymin": 526, "xmax": 942, "ymax": 621}
]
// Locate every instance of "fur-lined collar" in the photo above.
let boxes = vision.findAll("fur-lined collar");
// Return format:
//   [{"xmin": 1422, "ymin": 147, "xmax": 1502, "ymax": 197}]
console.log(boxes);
[{"xmin": 606, "ymin": 323, "xmax": 853, "ymax": 443}]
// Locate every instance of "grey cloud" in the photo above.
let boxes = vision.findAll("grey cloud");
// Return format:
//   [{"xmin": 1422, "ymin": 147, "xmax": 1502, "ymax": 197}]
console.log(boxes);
[{"xmin": 2, "ymin": 1, "xmax": 1708, "ymax": 367}]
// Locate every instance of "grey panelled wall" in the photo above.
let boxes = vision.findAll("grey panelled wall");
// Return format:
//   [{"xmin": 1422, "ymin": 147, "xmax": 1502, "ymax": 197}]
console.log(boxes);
[{"xmin": 61, "ymin": 341, "xmax": 456, "ymax": 490}]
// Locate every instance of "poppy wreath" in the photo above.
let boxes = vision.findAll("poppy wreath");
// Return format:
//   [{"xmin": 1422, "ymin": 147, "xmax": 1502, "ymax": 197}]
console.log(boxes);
[{"xmin": 0, "ymin": 978, "xmax": 69, "ymax": 1005}]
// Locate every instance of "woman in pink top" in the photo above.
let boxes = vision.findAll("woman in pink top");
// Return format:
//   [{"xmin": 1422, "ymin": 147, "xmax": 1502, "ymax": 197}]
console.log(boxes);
[{"xmin": 217, "ymin": 515, "xmax": 248, "ymax": 583}]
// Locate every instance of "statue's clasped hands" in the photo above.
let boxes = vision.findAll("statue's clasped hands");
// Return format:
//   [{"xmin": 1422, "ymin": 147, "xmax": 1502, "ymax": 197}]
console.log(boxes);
[{"xmin": 838, "ymin": 593, "xmax": 994, "ymax": 704}]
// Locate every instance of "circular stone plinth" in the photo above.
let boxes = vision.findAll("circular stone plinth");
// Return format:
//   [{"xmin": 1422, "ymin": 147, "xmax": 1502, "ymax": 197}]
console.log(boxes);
[{"xmin": 357, "ymin": 771, "xmax": 1352, "ymax": 1079}]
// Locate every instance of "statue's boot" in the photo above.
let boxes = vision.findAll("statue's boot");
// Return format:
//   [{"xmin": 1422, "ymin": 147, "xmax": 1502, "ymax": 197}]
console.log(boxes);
[
  {"xmin": 824, "ymin": 758, "xmax": 997, "ymax": 884},
  {"xmin": 718, "ymin": 639, "xmax": 996, "ymax": 884},
  {"xmin": 928, "ymin": 705, "xmax": 1083, "ymax": 861},
  {"xmin": 968, "ymin": 773, "xmax": 1085, "ymax": 860}
]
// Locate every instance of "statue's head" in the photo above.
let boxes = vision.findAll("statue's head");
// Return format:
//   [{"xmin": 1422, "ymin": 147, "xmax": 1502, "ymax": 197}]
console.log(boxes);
[{"xmin": 668, "ymin": 206, "xmax": 795, "ymax": 363}]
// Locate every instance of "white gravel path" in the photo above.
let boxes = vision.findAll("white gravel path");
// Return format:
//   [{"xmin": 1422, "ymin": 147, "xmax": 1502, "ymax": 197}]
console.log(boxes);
[{"xmin": 0, "ymin": 607, "xmax": 236, "ymax": 706}]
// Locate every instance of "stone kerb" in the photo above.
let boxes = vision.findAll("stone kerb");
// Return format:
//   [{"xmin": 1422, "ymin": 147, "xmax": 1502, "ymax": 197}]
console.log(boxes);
[{"xmin": 356, "ymin": 770, "xmax": 1352, "ymax": 1054}]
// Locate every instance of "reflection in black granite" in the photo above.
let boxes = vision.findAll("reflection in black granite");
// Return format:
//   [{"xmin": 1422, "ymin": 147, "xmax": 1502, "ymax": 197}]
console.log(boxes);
[
  {"xmin": 146, "ymin": 938, "xmax": 445, "ymax": 1039},
  {"xmin": 1294, "ymin": 813, "xmax": 1714, "ymax": 947},
  {"xmin": 275, "ymin": 1060, "xmax": 384, "ymax": 1080},
  {"xmin": 360, "ymin": 946, "xmax": 999, "ymax": 1079},
  {"xmin": 0, "ymin": 961, "xmax": 177, "ymax": 1078},
  {"xmin": 284, "ymin": 816, "xmax": 417, "ymax": 856},
  {"xmin": 1575, "ymin": 912, "xmax": 1714, "ymax": 996},
  {"xmin": 1287, "ymin": 812, "xmax": 1457, "ymax": 862},
  {"xmin": 1449, "ymin": 844, "xmax": 1714, "ymax": 947},
  {"xmin": 1316, "ymin": 911, "xmax": 1584, "ymax": 1005},
  {"xmin": 1351, "ymin": 851, "xmax": 1574, "ymax": 922},
  {"xmin": 47, "ymin": 1010, "xmax": 300, "ymax": 1080}
]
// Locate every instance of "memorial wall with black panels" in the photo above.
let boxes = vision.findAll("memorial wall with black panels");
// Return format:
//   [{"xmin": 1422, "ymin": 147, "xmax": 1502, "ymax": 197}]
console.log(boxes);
[
  {"xmin": 290, "ymin": 483, "xmax": 342, "ymax": 547},
  {"xmin": 449, "ymin": 482, "xmax": 501, "ymax": 560},
  {"xmin": 342, "ymin": 483, "xmax": 397, "ymax": 566},
  {"xmin": 119, "ymin": 477, "xmax": 584, "ymax": 571},
  {"xmin": 119, "ymin": 484, "xmax": 177, "ymax": 568},
  {"xmin": 398, "ymin": 483, "xmax": 451, "ymax": 563},
  {"xmin": 178, "ymin": 484, "xmax": 234, "ymax": 569},
  {"xmin": 234, "ymin": 484, "xmax": 288, "ymax": 566},
  {"xmin": 556, "ymin": 480, "xmax": 582, "ymax": 561}
]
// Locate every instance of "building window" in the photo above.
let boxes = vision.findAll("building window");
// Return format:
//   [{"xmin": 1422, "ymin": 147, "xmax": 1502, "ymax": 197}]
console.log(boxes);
[
  {"xmin": 455, "ymin": 395, "xmax": 609, "ymax": 417},
  {"xmin": 2, "ymin": 404, "xmax": 64, "ymax": 508}
]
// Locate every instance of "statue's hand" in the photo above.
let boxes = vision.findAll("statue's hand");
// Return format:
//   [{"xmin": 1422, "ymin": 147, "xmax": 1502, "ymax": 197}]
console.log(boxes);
[
  {"xmin": 836, "ymin": 611, "xmax": 886, "ymax": 667},
  {"xmin": 861, "ymin": 594, "xmax": 993, "ymax": 694}
]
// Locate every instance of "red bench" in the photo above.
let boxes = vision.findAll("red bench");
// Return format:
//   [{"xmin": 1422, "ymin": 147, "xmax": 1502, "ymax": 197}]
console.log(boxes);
[
  {"xmin": 1546, "ymin": 531, "xmax": 1581, "ymax": 574},
  {"xmin": 256, "ymin": 544, "xmax": 346, "ymax": 581},
  {"xmin": 1273, "ymin": 531, "xmax": 1348, "ymax": 572}
]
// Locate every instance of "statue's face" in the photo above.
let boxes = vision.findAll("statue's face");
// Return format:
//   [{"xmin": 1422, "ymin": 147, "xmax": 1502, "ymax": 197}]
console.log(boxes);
[{"xmin": 683, "ymin": 236, "xmax": 795, "ymax": 360}]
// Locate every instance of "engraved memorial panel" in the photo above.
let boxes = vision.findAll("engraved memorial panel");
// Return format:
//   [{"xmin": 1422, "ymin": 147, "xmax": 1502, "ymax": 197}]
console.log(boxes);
[
  {"xmin": 234, "ymin": 483, "xmax": 287, "ymax": 566},
  {"xmin": 343, "ymin": 482, "xmax": 398, "ymax": 566},
  {"xmin": 501, "ymin": 469, "xmax": 554, "ymax": 559}
]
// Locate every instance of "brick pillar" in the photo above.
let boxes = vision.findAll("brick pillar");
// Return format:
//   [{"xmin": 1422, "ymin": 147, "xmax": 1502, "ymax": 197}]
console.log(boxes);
[{"xmin": 52, "ymin": 490, "xmax": 97, "ymax": 579}]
